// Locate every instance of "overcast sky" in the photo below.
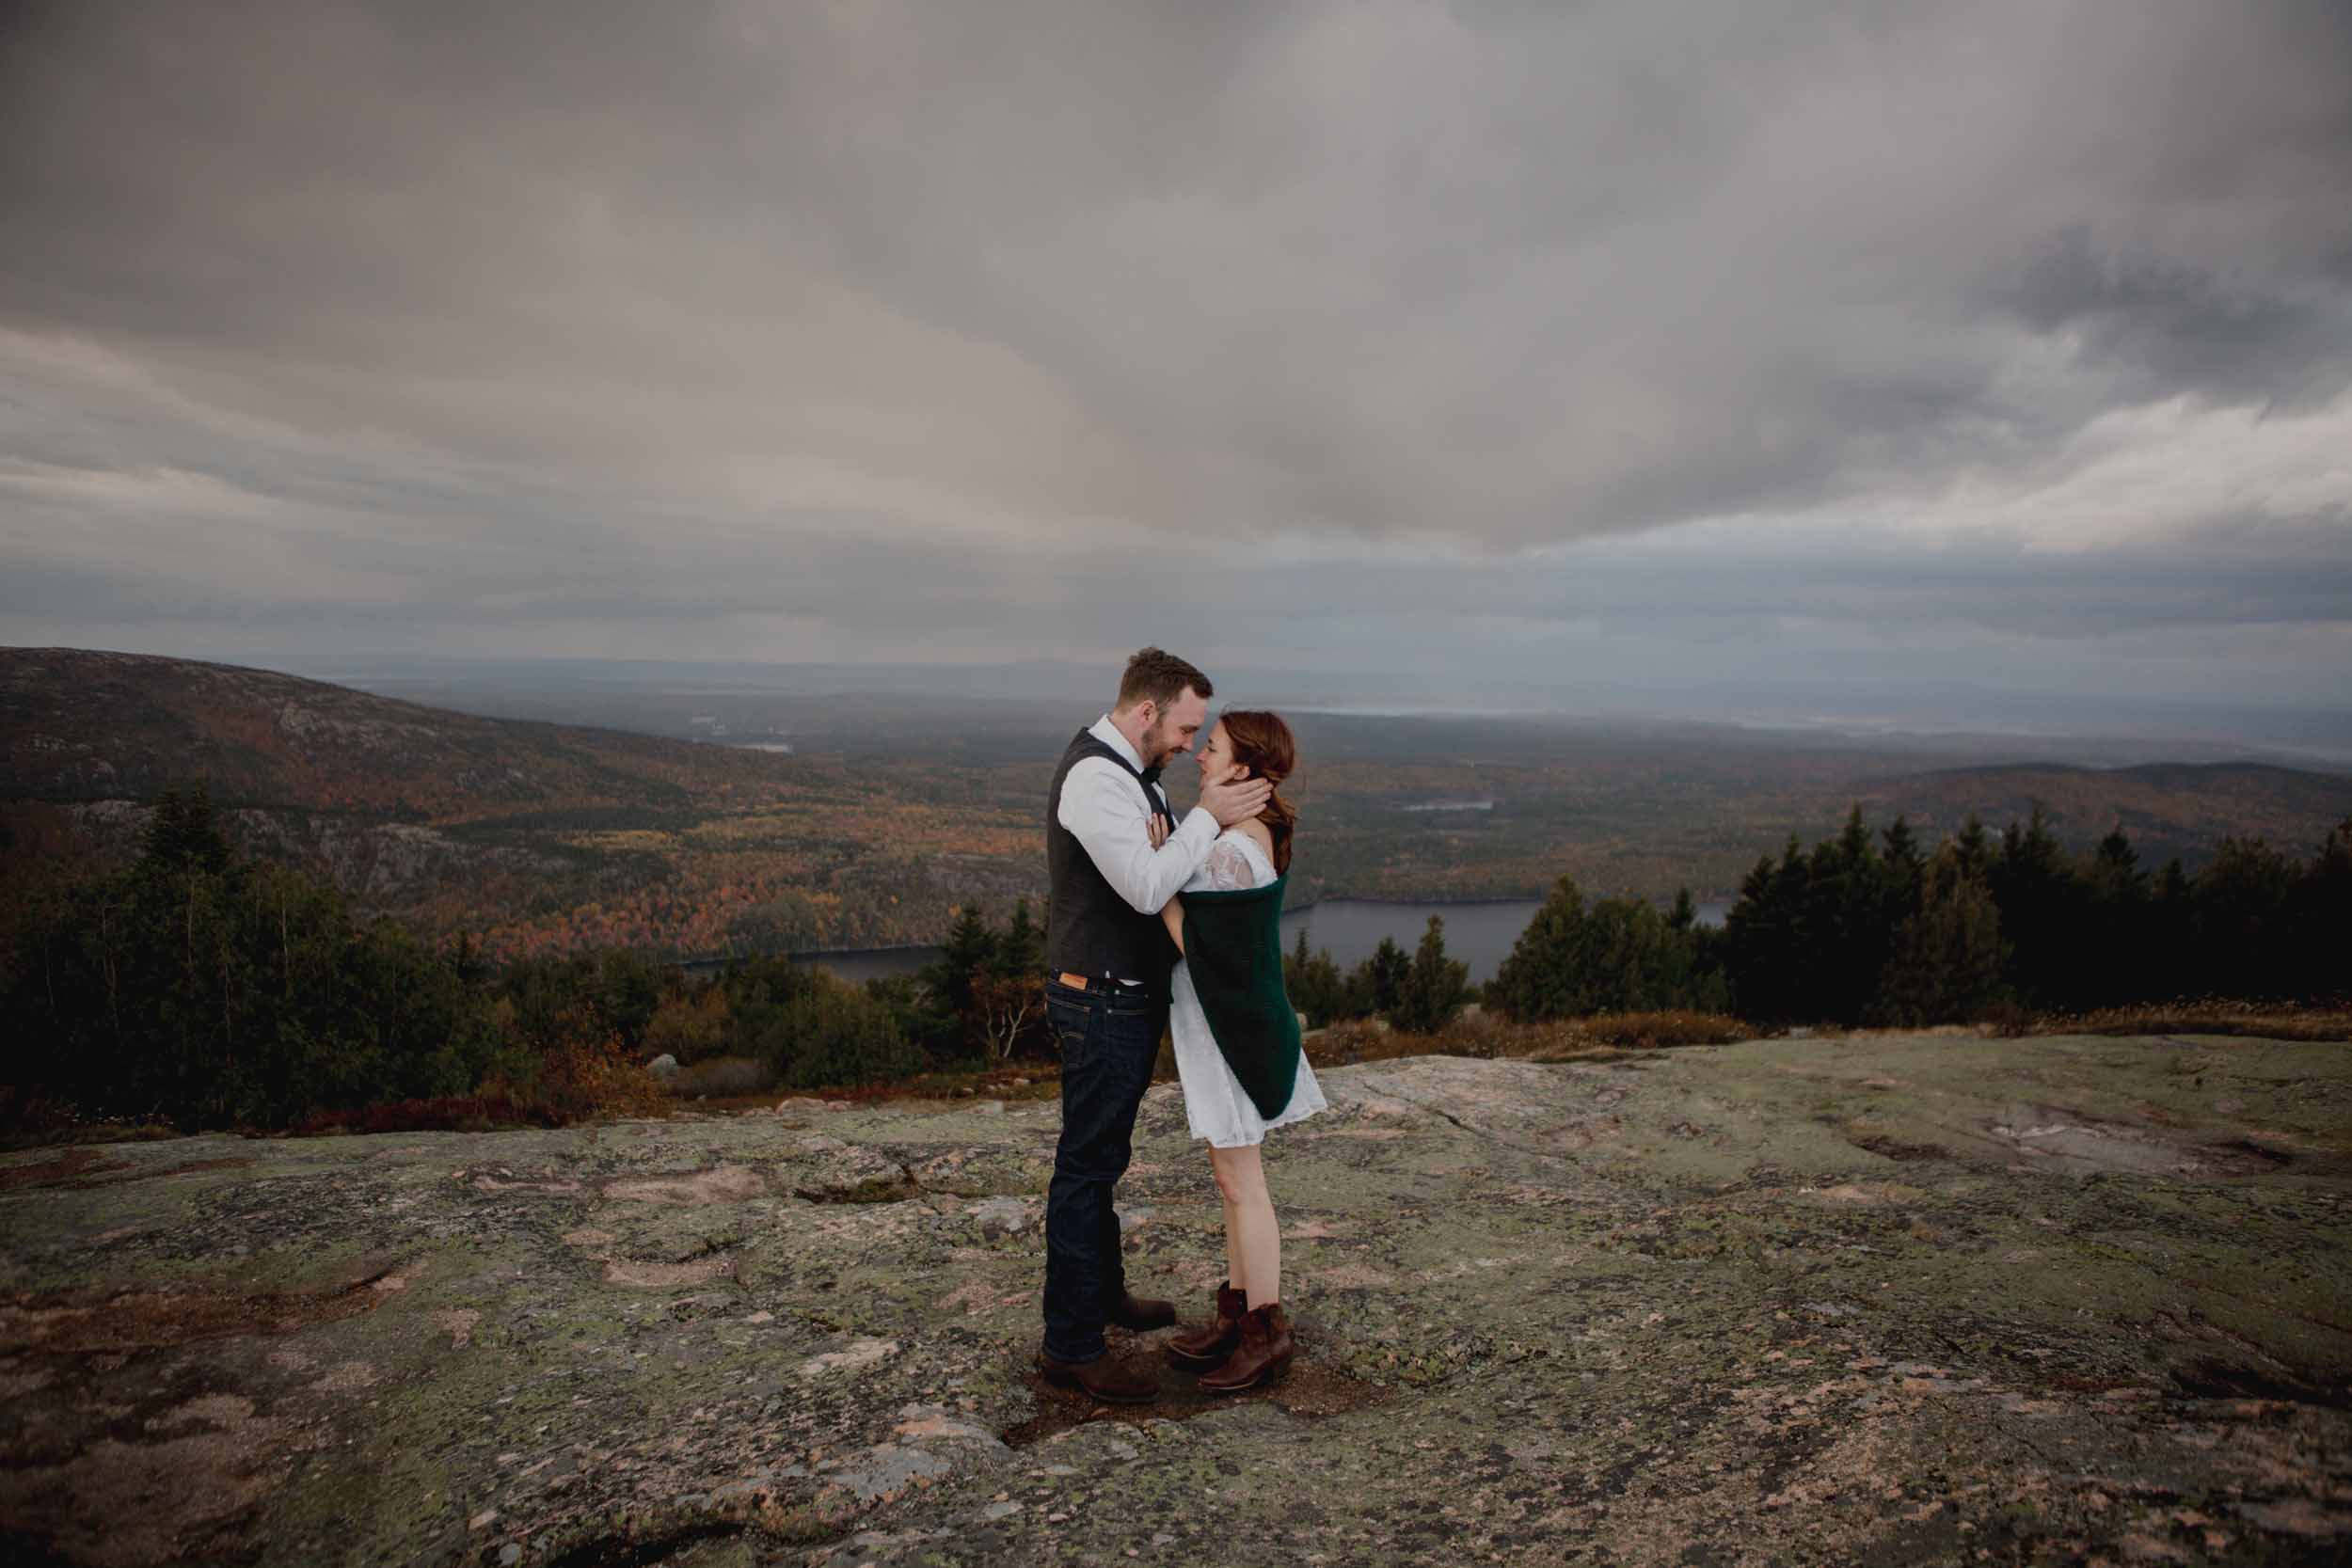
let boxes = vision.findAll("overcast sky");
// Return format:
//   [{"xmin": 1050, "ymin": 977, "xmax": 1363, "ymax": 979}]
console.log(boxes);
[{"xmin": 3, "ymin": 0, "xmax": 2349, "ymax": 711}]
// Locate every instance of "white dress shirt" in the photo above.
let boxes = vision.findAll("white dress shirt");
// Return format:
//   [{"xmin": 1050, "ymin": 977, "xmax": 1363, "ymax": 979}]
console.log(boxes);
[{"xmin": 1057, "ymin": 715, "xmax": 1222, "ymax": 933}]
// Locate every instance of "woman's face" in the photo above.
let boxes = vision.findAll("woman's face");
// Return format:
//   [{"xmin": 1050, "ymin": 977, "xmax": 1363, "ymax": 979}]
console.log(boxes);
[{"xmin": 1196, "ymin": 721, "xmax": 1235, "ymax": 780}]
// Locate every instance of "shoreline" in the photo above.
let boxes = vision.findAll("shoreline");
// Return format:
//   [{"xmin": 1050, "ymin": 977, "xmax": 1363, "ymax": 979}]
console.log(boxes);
[{"xmin": 743, "ymin": 890, "xmax": 1732, "ymax": 969}]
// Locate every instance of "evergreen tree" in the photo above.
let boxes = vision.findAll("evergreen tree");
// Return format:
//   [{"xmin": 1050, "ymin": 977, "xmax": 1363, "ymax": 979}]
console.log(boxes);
[
  {"xmin": 1492, "ymin": 875, "xmax": 1727, "ymax": 1021},
  {"xmin": 995, "ymin": 897, "xmax": 1044, "ymax": 980},
  {"xmin": 2192, "ymin": 837, "xmax": 2298, "ymax": 999},
  {"xmin": 1881, "ymin": 816, "xmax": 1924, "ymax": 886},
  {"xmin": 2083, "ymin": 827, "xmax": 2151, "ymax": 1005},
  {"xmin": 1667, "ymin": 888, "xmax": 1698, "ymax": 931},
  {"xmin": 1724, "ymin": 836, "xmax": 1813, "ymax": 1024},
  {"xmin": 6, "ymin": 820, "xmax": 508, "ymax": 1128},
  {"xmin": 2289, "ymin": 818, "xmax": 2352, "ymax": 1002},
  {"xmin": 139, "ymin": 784, "xmax": 231, "ymax": 876},
  {"xmin": 1489, "ymin": 874, "xmax": 1589, "ymax": 1022},
  {"xmin": 1390, "ymin": 916, "xmax": 1470, "ymax": 1035},
  {"xmin": 1802, "ymin": 803, "xmax": 1892, "ymax": 1024},
  {"xmin": 1347, "ymin": 935, "xmax": 1411, "ymax": 1018},
  {"xmin": 1878, "ymin": 845, "xmax": 2009, "ymax": 1024},
  {"xmin": 1986, "ymin": 805, "xmax": 2089, "ymax": 1010},
  {"xmin": 1951, "ymin": 814, "xmax": 1993, "ymax": 880},
  {"xmin": 1282, "ymin": 927, "xmax": 1353, "ymax": 1028},
  {"xmin": 2148, "ymin": 857, "xmax": 2195, "ymax": 1000},
  {"xmin": 921, "ymin": 903, "xmax": 998, "ymax": 1023}
]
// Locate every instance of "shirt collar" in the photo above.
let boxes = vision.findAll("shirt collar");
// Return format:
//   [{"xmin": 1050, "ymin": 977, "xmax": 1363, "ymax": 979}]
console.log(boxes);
[{"xmin": 1089, "ymin": 713, "xmax": 1147, "ymax": 773}]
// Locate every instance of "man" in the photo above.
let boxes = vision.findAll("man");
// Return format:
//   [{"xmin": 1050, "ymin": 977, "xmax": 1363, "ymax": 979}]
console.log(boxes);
[{"xmin": 1037, "ymin": 646, "xmax": 1273, "ymax": 1402}]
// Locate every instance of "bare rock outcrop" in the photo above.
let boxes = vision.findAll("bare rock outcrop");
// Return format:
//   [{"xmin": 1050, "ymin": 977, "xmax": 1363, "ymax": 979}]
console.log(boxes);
[{"xmin": 2, "ymin": 1032, "xmax": 2348, "ymax": 1565}]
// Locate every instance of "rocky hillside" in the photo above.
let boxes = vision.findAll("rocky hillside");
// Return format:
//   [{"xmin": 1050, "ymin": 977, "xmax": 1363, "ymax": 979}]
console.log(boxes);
[
  {"xmin": 1, "ymin": 1031, "xmax": 2345, "ymax": 1564},
  {"xmin": 1, "ymin": 647, "xmax": 818, "ymax": 818},
  {"xmin": 0, "ymin": 649, "xmax": 1041, "ymax": 954}
]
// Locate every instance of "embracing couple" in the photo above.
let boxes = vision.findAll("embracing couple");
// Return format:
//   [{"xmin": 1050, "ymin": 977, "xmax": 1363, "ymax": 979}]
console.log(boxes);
[{"xmin": 1036, "ymin": 647, "xmax": 1327, "ymax": 1402}]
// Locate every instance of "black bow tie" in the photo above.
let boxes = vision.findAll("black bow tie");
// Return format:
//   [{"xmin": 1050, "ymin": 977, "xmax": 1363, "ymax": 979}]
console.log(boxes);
[{"xmin": 1138, "ymin": 764, "xmax": 1163, "ymax": 787}]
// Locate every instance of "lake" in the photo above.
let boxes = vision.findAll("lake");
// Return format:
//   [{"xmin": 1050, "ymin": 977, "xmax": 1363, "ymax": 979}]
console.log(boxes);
[{"xmin": 789, "ymin": 895, "xmax": 1730, "ymax": 986}]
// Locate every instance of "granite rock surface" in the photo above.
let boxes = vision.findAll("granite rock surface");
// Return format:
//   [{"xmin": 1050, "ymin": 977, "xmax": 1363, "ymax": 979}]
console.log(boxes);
[{"xmin": 3, "ymin": 1033, "xmax": 2348, "ymax": 1566}]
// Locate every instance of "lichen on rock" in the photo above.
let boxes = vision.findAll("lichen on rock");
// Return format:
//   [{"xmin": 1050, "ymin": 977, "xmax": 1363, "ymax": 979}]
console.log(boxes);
[{"xmin": 1, "ymin": 1031, "xmax": 2348, "ymax": 1564}]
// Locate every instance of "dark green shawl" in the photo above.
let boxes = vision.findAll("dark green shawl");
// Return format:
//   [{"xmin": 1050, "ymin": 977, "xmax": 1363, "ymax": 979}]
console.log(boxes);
[{"xmin": 1181, "ymin": 872, "xmax": 1302, "ymax": 1120}]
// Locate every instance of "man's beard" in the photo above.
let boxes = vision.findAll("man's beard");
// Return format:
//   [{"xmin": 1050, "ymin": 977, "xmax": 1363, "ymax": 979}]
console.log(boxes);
[{"xmin": 1139, "ymin": 717, "xmax": 1179, "ymax": 769}]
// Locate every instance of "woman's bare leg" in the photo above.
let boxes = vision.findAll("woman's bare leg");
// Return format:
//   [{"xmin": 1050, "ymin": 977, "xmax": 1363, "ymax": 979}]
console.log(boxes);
[
  {"xmin": 1219, "ymin": 1184, "xmax": 1245, "ymax": 1293},
  {"xmin": 1209, "ymin": 1144, "xmax": 1279, "ymax": 1307}
]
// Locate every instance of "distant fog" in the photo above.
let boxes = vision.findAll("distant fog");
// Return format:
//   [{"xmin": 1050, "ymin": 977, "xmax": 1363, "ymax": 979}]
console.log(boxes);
[{"xmin": 249, "ymin": 652, "xmax": 2352, "ymax": 768}]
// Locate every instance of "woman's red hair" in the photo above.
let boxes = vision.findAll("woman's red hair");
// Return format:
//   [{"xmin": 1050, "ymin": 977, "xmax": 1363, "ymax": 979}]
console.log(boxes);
[{"xmin": 1216, "ymin": 709, "xmax": 1298, "ymax": 875}]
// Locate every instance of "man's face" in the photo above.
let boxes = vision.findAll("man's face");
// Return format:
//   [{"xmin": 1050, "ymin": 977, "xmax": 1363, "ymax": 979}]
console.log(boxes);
[{"xmin": 1139, "ymin": 689, "xmax": 1208, "ymax": 769}]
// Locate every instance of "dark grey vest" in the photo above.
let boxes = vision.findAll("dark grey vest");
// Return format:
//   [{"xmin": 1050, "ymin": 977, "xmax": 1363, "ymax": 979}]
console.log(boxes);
[{"xmin": 1044, "ymin": 728, "xmax": 1179, "ymax": 990}]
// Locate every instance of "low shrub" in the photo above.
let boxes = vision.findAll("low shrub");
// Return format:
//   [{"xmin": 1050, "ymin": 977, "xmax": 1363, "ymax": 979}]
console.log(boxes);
[
  {"xmin": 522, "ymin": 1031, "xmax": 670, "ymax": 1122},
  {"xmin": 767, "ymin": 973, "xmax": 926, "ymax": 1089}
]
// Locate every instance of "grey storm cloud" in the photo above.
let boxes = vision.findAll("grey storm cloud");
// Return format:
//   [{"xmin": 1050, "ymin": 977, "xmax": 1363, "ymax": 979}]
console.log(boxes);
[{"xmin": 1, "ymin": 0, "xmax": 2349, "ymax": 693}]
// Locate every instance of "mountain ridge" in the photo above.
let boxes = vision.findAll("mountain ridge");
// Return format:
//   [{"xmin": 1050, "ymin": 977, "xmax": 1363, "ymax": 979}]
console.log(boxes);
[
  {"xmin": 2, "ymin": 645, "xmax": 825, "ymax": 820},
  {"xmin": 8, "ymin": 646, "xmax": 2348, "ymax": 960}
]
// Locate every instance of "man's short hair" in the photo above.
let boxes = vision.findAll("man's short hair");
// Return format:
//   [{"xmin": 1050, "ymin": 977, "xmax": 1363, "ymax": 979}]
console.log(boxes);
[{"xmin": 1117, "ymin": 647, "xmax": 1212, "ymax": 711}]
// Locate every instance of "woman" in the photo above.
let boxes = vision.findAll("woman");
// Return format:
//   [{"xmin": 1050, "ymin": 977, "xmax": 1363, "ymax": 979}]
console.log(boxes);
[{"xmin": 1152, "ymin": 709, "xmax": 1325, "ymax": 1391}]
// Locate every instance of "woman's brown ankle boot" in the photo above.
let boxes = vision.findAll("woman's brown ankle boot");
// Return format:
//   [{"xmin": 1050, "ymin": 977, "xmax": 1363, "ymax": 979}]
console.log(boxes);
[
  {"xmin": 1164, "ymin": 1282, "xmax": 1247, "ymax": 1370},
  {"xmin": 1198, "ymin": 1301, "xmax": 1294, "ymax": 1392}
]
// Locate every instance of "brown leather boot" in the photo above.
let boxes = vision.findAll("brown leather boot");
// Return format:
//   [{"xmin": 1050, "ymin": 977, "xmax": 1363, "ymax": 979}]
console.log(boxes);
[
  {"xmin": 1107, "ymin": 1288, "xmax": 1176, "ymax": 1332},
  {"xmin": 1197, "ymin": 1301, "xmax": 1294, "ymax": 1393},
  {"xmin": 1035, "ymin": 1349, "xmax": 1158, "ymax": 1404},
  {"xmin": 1164, "ymin": 1282, "xmax": 1246, "ymax": 1370}
]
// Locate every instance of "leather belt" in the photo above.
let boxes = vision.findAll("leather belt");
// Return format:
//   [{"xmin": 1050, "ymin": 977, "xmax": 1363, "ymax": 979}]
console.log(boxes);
[{"xmin": 1054, "ymin": 971, "xmax": 1144, "ymax": 993}]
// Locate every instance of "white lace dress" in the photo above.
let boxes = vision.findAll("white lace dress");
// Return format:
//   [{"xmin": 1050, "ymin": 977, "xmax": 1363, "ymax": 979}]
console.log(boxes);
[{"xmin": 1169, "ymin": 831, "xmax": 1328, "ymax": 1147}]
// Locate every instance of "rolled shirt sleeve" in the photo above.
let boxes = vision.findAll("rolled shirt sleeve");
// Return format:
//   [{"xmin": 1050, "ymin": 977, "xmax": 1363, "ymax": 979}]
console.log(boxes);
[{"xmin": 1056, "ymin": 758, "xmax": 1221, "ymax": 914}]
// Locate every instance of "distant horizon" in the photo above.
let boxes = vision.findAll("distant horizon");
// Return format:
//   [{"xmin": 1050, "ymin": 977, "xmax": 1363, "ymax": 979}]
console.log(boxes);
[{"xmin": 15, "ymin": 641, "xmax": 2348, "ymax": 768}]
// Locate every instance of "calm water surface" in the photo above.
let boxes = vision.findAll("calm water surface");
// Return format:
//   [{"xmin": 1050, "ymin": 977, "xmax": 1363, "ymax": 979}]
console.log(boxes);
[{"xmin": 791, "ymin": 897, "xmax": 1728, "ymax": 986}]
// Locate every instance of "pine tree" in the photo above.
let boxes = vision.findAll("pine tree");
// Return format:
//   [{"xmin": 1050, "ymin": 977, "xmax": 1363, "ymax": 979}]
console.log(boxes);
[
  {"xmin": 1805, "ymin": 803, "xmax": 1889, "ymax": 1024},
  {"xmin": 2289, "ymin": 818, "xmax": 2352, "ymax": 1002},
  {"xmin": 2193, "ymin": 837, "xmax": 2298, "ymax": 999},
  {"xmin": 995, "ymin": 897, "xmax": 1043, "ymax": 979},
  {"xmin": 1986, "ymin": 804, "xmax": 2088, "ymax": 1009},
  {"xmin": 2149, "ymin": 857, "xmax": 2195, "ymax": 1000},
  {"xmin": 1881, "ymin": 816, "xmax": 1923, "ymax": 884},
  {"xmin": 2084, "ymin": 827, "xmax": 2150, "ymax": 1005},
  {"xmin": 1282, "ymin": 929, "xmax": 1352, "ymax": 1028},
  {"xmin": 1952, "ymin": 814, "xmax": 1993, "ymax": 880},
  {"xmin": 1349, "ymin": 935, "xmax": 1411, "ymax": 1017},
  {"xmin": 1878, "ymin": 846, "xmax": 2008, "ymax": 1025},
  {"xmin": 1492, "ymin": 875, "xmax": 1726, "ymax": 1022},
  {"xmin": 924, "ymin": 903, "xmax": 997, "ymax": 1022},
  {"xmin": 1391, "ymin": 916, "xmax": 1470, "ymax": 1035},
  {"xmin": 1724, "ymin": 837, "xmax": 1813, "ymax": 1024},
  {"xmin": 1490, "ymin": 874, "xmax": 1588, "ymax": 1022},
  {"xmin": 139, "ymin": 784, "xmax": 231, "ymax": 876}
]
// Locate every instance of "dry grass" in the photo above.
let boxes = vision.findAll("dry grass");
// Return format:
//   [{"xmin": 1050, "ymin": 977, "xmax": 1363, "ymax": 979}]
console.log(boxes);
[
  {"xmin": 1303, "ymin": 1009, "xmax": 1756, "ymax": 1068},
  {"xmin": 290, "ymin": 1092, "xmax": 573, "ymax": 1136},
  {"xmin": 2030, "ymin": 1001, "xmax": 2352, "ymax": 1043},
  {"xmin": 0, "ymin": 1091, "xmax": 190, "ymax": 1152},
  {"xmin": 1550, "ymin": 1010, "xmax": 1753, "ymax": 1049}
]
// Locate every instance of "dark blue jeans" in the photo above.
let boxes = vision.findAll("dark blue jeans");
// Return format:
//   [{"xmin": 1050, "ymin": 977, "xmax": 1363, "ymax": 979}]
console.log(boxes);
[{"xmin": 1040, "ymin": 976, "xmax": 1166, "ymax": 1364}]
